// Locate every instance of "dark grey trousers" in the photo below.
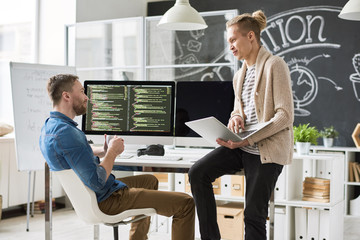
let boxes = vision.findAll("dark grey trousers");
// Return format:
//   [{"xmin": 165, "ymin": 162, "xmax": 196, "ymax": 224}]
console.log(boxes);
[{"xmin": 188, "ymin": 146, "xmax": 283, "ymax": 240}]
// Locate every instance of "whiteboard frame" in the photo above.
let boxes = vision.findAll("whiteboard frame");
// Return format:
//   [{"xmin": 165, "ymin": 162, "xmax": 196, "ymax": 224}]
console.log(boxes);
[{"xmin": 10, "ymin": 62, "xmax": 77, "ymax": 171}]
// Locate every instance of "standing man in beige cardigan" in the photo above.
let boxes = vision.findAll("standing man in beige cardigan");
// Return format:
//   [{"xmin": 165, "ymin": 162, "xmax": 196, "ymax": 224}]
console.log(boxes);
[{"xmin": 189, "ymin": 10, "xmax": 294, "ymax": 240}]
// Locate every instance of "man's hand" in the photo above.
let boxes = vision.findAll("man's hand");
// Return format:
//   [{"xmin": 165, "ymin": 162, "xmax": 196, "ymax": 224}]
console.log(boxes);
[
  {"xmin": 228, "ymin": 116, "xmax": 245, "ymax": 133},
  {"xmin": 107, "ymin": 135, "xmax": 125, "ymax": 157},
  {"xmin": 100, "ymin": 135, "xmax": 125, "ymax": 180},
  {"xmin": 216, "ymin": 138, "xmax": 249, "ymax": 149}
]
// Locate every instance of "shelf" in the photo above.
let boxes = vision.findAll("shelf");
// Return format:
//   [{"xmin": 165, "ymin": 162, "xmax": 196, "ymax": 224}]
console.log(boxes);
[
  {"xmin": 345, "ymin": 182, "xmax": 360, "ymax": 186},
  {"xmin": 286, "ymin": 197, "xmax": 338, "ymax": 209},
  {"xmin": 345, "ymin": 214, "xmax": 360, "ymax": 218},
  {"xmin": 215, "ymin": 195, "xmax": 245, "ymax": 203},
  {"xmin": 312, "ymin": 146, "xmax": 360, "ymax": 152},
  {"xmin": 293, "ymin": 153, "xmax": 344, "ymax": 161}
]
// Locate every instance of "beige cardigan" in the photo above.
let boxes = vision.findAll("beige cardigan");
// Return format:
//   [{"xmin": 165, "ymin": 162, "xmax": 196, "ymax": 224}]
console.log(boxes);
[{"xmin": 231, "ymin": 46, "xmax": 294, "ymax": 165}]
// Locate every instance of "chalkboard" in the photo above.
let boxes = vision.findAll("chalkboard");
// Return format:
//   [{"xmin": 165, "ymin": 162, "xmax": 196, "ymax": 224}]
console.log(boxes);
[
  {"xmin": 149, "ymin": 0, "xmax": 360, "ymax": 147},
  {"xmin": 10, "ymin": 62, "xmax": 77, "ymax": 171},
  {"xmin": 146, "ymin": 10, "xmax": 237, "ymax": 83}
]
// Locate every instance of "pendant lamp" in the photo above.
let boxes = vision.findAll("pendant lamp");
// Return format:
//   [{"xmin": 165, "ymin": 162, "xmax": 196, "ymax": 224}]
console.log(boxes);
[
  {"xmin": 157, "ymin": 0, "xmax": 208, "ymax": 31},
  {"xmin": 339, "ymin": 0, "xmax": 360, "ymax": 21}
]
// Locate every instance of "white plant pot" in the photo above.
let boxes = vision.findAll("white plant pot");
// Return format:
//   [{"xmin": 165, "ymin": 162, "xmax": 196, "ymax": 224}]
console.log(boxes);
[
  {"xmin": 323, "ymin": 137, "xmax": 334, "ymax": 148},
  {"xmin": 296, "ymin": 142, "xmax": 311, "ymax": 155}
]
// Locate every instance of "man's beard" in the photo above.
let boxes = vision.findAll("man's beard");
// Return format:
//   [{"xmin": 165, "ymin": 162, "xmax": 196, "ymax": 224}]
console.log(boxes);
[{"xmin": 73, "ymin": 102, "xmax": 87, "ymax": 116}]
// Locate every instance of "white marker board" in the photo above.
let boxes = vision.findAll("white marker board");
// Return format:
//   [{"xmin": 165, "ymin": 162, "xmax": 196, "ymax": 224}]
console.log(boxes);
[{"xmin": 10, "ymin": 62, "xmax": 77, "ymax": 171}]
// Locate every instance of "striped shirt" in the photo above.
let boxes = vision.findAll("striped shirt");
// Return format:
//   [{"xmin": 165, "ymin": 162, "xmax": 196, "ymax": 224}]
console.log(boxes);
[{"xmin": 240, "ymin": 64, "xmax": 260, "ymax": 155}]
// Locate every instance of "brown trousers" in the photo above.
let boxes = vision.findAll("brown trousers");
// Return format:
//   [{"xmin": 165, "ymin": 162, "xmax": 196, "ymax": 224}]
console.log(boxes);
[{"xmin": 98, "ymin": 174, "xmax": 195, "ymax": 240}]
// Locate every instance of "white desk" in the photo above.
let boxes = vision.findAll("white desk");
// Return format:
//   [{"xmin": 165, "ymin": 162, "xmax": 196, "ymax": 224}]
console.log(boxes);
[{"xmin": 113, "ymin": 148, "xmax": 213, "ymax": 169}]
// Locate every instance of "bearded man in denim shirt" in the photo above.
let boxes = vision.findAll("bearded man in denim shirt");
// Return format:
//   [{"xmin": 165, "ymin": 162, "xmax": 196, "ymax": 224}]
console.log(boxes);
[{"xmin": 39, "ymin": 74, "xmax": 195, "ymax": 240}]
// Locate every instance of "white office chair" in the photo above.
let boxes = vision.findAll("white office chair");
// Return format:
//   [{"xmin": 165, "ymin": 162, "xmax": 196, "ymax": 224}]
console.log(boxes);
[{"xmin": 55, "ymin": 169, "xmax": 157, "ymax": 240}]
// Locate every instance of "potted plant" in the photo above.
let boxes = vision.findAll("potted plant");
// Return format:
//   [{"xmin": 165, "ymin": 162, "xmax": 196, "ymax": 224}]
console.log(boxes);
[
  {"xmin": 320, "ymin": 126, "xmax": 339, "ymax": 148},
  {"xmin": 293, "ymin": 123, "xmax": 320, "ymax": 155}
]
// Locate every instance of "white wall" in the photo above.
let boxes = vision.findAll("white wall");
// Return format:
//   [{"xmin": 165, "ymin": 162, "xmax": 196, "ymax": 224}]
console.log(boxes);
[
  {"xmin": 76, "ymin": 0, "xmax": 146, "ymax": 22},
  {"xmin": 38, "ymin": 0, "xmax": 76, "ymax": 65},
  {"xmin": 0, "ymin": 0, "xmax": 37, "ymax": 124},
  {"xmin": 76, "ymin": 0, "xmax": 169, "ymax": 22},
  {"xmin": 0, "ymin": 0, "xmax": 35, "ymax": 24}
]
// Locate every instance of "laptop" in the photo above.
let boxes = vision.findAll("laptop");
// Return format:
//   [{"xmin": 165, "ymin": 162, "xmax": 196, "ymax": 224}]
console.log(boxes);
[{"xmin": 185, "ymin": 116, "xmax": 273, "ymax": 146}]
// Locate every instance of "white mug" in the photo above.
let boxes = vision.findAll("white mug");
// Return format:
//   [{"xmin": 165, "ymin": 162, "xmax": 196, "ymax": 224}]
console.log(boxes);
[{"xmin": 106, "ymin": 135, "xmax": 114, "ymax": 145}]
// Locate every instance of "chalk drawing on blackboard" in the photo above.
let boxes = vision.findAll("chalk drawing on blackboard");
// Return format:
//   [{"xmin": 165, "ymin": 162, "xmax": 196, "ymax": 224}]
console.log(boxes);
[
  {"xmin": 260, "ymin": 6, "xmax": 345, "ymax": 117},
  {"xmin": 149, "ymin": 11, "xmax": 238, "ymax": 82},
  {"xmin": 318, "ymin": 77, "xmax": 343, "ymax": 91},
  {"xmin": 214, "ymin": 66, "xmax": 230, "ymax": 82},
  {"xmin": 200, "ymin": 72, "xmax": 214, "ymax": 81},
  {"xmin": 157, "ymin": 32, "xmax": 184, "ymax": 63},
  {"xmin": 187, "ymin": 40, "xmax": 202, "ymax": 53},
  {"xmin": 350, "ymin": 53, "xmax": 360, "ymax": 102},
  {"xmin": 262, "ymin": 7, "xmax": 342, "ymax": 56},
  {"xmin": 199, "ymin": 65, "xmax": 232, "ymax": 82},
  {"xmin": 190, "ymin": 29, "xmax": 205, "ymax": 40},
  {"xmin": 289, "ymin": 54, "xmax": 342, "ymax": 117},
  {"xmin": 180, "ymin": 53, "xmax": 199, "ymax": 72}
]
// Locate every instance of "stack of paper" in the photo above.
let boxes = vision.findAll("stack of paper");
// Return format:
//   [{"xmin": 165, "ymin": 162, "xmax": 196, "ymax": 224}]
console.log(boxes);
[
  {"xmin": 349, "ymin": 162, "xmax": 360, "ymax": 182},
  {"xmin": 302, "ymin": 177, "xmax": 330, "ymax": 203}
]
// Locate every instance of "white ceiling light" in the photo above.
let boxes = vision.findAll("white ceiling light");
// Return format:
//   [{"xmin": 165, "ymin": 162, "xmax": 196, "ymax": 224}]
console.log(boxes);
[
  {"xmin": 339, "ymin": 0, "xmax": 360, "ymax": 21},
  {"xmin": 157, "ymin": 0, "xmax": 208, "ymax": 31}
]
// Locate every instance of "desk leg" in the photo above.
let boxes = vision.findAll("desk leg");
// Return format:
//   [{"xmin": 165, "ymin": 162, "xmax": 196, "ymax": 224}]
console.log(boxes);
[
  {"xmin": 269, "ymin": 191, "xmax": 275, "ymax": 240},
  {"xmin": 45, "ymin": 163, "xmax": 52, "ymax": 240},
  {"xmin": 94, "ymin": 225, "xmax": 100, "ymax": 240}
]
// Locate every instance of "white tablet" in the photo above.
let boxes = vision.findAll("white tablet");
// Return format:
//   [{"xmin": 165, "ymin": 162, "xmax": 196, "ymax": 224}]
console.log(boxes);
[{"xmin": 185, "ymin": 116, "xmax": 272, "ymax": 146}]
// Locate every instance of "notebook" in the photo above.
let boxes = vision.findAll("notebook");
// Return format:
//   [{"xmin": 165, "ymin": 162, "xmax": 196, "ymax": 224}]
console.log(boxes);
[{"xmin": 185, "ymin": 116, "xmax": 272, "ymax": 146}]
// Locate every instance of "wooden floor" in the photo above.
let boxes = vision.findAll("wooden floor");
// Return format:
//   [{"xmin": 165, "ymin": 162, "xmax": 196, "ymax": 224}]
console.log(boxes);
[{"xmin": 1, "ymin": 208, "xmax": 360, "ymax": 240}]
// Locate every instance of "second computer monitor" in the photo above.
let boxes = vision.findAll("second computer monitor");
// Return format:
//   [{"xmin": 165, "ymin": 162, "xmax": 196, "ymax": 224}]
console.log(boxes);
[{"xmin": 175, "ymin": 81, "xmax": 235, "ymax": 143}]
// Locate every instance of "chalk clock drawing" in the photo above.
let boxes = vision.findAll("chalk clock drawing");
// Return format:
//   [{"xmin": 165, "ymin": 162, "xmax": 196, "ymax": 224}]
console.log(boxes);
[
  {"xmin": 260, "ymin": 6, "xmax": 344, "ymax": 117},
  {"xmin": 350, "ymin": 53, "xmax": 360, "ymax": 101}
]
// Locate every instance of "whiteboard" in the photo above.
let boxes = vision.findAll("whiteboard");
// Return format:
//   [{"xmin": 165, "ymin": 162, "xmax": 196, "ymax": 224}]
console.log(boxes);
[{"xmin": 10, "ymin": 62, "xmax": 77, "ymax": 171}]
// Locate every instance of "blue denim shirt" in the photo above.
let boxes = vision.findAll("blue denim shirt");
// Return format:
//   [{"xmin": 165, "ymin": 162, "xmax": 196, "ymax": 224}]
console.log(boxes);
[{"xmin": 39, "ymin": 111, "xmax": 127, "ymax": 202}]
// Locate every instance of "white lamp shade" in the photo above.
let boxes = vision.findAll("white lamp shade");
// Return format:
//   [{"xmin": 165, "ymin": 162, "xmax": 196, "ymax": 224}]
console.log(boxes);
[
  {"xmin": 157, "ymin": 0, "xmax": 208, "ymax": 31},
  {"xmin": 339, "ymin": 0, "xmax": 360, "ymax": 21}
]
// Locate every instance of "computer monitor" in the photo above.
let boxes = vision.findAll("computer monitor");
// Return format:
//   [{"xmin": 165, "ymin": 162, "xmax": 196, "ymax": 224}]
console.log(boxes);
[
  {"xmin": 175, "ymin": 81, "xmax": 235, "ymax": 147},
  {"xmin": 82, "ymin": 80, "xmax": 175, "ymax": 146}
]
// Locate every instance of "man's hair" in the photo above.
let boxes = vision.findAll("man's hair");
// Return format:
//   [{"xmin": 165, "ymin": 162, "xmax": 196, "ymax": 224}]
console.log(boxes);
[
  {"xmin": 226, "ymin": 10, "xmax": 267, "ymax": 44},
  {"xmin": 47, "ymin": 74, "xmax": 79, "ymax": 106}
]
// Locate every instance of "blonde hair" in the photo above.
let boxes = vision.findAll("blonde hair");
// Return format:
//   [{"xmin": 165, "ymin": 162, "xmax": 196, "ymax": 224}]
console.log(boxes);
[{"xmin": 226, "ymin": 10, "xmax": 267, "ymax": 43}]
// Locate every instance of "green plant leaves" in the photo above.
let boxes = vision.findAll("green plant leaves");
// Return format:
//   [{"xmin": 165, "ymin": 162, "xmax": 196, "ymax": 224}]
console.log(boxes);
[
  {"xmin": 320, "ymin": 126, "xmax": 339, "ymax": 138},
  {"xmin": 293, "ymin": 123, "xmax": 320, "ymax": 145}
]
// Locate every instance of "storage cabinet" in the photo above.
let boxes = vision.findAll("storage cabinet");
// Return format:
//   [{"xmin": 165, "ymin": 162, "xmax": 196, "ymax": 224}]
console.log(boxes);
[
  {"xmin": 286, "ymin": 153, "xmax": 344, "ymax": 240},
  {"xmin": 311, "ymin": 146, "xmax": 360, "ymax": 217},
  {"xmin": 170, "ymin": 151, "xmax": 345, "ymax": 240}
]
